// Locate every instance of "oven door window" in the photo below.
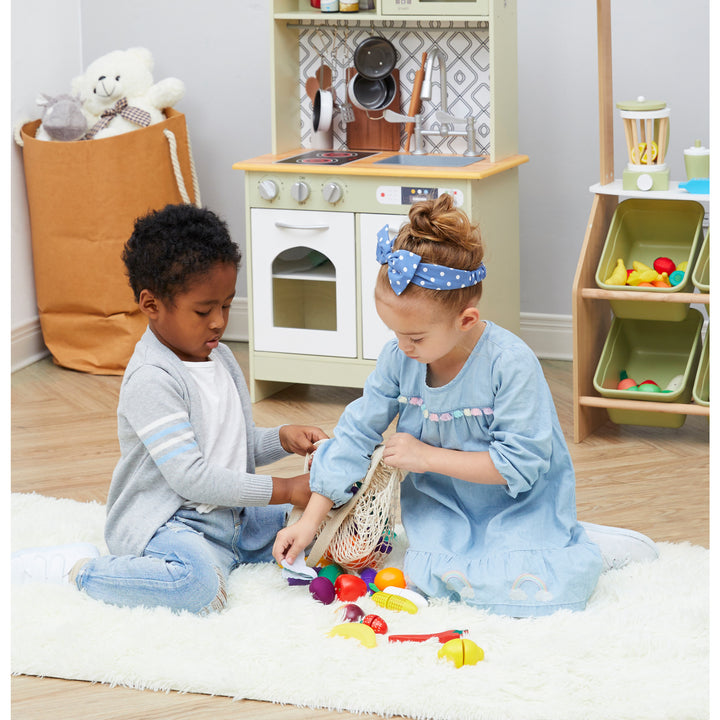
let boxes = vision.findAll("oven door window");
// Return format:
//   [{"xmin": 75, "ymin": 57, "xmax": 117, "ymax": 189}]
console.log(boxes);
[{"xmin": 250, "ymin": 209, "xmax": 357, "ymax": 357}]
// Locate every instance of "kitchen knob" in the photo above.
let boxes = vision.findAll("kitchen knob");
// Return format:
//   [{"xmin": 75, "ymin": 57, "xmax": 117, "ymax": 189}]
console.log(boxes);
[
  {"xmin": 290, "ymin": 181, "xmax": 310, "ymax": 203},
  {"xmin": 322, "ymin": 182, "xmax": 343, "ymax": 204},
  {"xmin": 257, "ymin": 179, "xmax": 278, "ymax": 201}
]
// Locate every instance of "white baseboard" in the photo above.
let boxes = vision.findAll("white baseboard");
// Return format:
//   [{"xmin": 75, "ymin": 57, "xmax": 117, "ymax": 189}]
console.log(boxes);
[
  {"xmin": 10, "ymin": 303, "xmax": 572, "ymax": 372},
  {"xmin": 519, "ymin": 312, "xmax": 573, "ymax": 360},
  {"xmin": 11, "ymin": 319, "xmax": 49, "ymax": 372},
  {"xmin": 223, "ymin": 297, "xmax": 249, "ymax": 342}
]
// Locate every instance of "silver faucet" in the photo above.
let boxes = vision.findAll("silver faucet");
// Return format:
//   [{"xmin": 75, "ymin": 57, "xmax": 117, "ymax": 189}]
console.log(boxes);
[
  {"xmin": 382, "ymin": 47, "xmax": 480, "ymax": 156},
  {"xmin": 420, "ymin": 48, "xmax": 449, "ymax": 128}
]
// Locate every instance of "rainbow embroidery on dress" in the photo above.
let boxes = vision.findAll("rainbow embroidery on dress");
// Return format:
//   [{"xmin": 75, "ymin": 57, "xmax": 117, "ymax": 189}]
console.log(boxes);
[
  {"xmin": 398, "ymin": 396, "xmax": 493, "ymax": 422},
  {"xmin": 509, "ymin": 573, "xmax": 554, "ymax": 602}
]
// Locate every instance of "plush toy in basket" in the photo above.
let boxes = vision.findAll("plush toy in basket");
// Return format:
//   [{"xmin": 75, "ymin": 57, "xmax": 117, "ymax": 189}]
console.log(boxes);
[
  {"xmin": 290, "ymin": 443, "xmax": 407, "ymax": 571},
  {"xmin": 25, "ymin": 47, "xmax": 185, "ymax": 143}
]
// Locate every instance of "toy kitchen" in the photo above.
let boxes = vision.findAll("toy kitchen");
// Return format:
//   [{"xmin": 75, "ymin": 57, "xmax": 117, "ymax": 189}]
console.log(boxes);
[{"xmin": 234, "ymin": 0, "xmax": 528, "ymax": 401}]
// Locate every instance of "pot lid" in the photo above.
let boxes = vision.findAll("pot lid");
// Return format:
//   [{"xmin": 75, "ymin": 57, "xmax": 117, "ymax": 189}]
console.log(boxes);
[
  {"xmin": 354, "ymin": 37, "xmax": 397, "ymax": 79},
  {"xmin": 616, "ymin": 96, "xmax": 667, "ymax": 111}
]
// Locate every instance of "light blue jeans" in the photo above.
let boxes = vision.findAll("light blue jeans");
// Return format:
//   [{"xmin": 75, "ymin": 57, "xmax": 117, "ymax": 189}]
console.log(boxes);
[{"xmin": 75, "ymin": 505, "xmax": 288, "ymax": 614}]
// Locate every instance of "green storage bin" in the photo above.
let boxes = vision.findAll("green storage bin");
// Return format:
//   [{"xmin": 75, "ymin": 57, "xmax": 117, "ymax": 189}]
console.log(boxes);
[
  {"xmin": 593, "ymin": 309, "xmax": 704, "ymax": 427},
  {"xmin": 692, "ymin": 329, "xmax": 709, "ymax": 407},
  {"xmin": 595, "ymin": 198, "xmax": 705, "ymax": 321},
  {"xmin": 691, "ymin": 231, "xmax": 710, "ymax": 293}
]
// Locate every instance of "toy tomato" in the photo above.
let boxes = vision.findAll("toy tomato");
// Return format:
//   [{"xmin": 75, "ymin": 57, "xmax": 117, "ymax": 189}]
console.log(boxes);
[{"xmin": 653, "ymin": 257, "xmax": 676, "ymax": 275}]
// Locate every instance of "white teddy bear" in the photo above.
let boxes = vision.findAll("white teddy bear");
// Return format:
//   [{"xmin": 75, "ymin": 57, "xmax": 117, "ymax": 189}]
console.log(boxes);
[{"xmin": 72, "ymin": 47, "xmax": 185, "ymax": 140}]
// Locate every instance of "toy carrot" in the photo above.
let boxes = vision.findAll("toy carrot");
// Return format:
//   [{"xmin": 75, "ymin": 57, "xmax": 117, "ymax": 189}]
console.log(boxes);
[{"xmin": 388, "ymin": 629, "xmax": 467, "ymax": 643}]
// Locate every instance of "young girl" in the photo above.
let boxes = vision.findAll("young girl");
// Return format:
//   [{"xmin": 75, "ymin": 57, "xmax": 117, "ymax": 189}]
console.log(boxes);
[
  {"xmin": 12, "ymin": 204, "xmax": 327, "ymax": 614},
  {"xmin": 274, "ymin": 194, "xmax": 656, "ymax": 617}
]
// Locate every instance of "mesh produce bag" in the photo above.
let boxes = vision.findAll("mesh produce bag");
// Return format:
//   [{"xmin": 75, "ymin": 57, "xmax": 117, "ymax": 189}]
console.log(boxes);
[{"xmin": 291, "ymin": 443, "xmax": 406, "ymax": 571}]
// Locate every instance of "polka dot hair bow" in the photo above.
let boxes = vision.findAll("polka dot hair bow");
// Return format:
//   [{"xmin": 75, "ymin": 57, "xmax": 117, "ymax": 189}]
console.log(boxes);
[{"xmin": 376, "ymin": 224, "xmax": 486, "ymax": 296}]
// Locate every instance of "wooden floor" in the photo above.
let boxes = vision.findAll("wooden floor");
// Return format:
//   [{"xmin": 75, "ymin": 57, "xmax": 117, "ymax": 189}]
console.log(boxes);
[{"xmin": 11, "ymin": 344, "xmax": 710, "ymax": 720}]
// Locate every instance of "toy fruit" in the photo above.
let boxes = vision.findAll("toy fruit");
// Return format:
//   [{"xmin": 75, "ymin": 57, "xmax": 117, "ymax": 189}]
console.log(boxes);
[
  {"xmin": 336, "ymin": 603, "xmax": 365, "ymax": 622},
  {"xmin": 665, "ymin": 374, "xmax": 684, "ymax": 392},
  {"xmin": 669, "ymin": 270, "xmax": 685, "ymax": 286},
  {"xmin": 632, "ymin": 260, "xmax": 655, "ymax": 273},
  {"xmin": 438, "ymin": 638, "xmax": 484, "ymax": 668},
  {"xmin": 374, "ymin": 567, "xmax": 406, "ymax": 591},
  {"xmin": 617, "ymin": 370, "xmax": 637, "ymax": 390},
  {"xmin": 676, "ymin": 261, "xmax": 688, "ymax": 272},
  {"xmin": 360, "ymin": 568, "xmax": 377, "ymax": 586},
  {"xmin": 653, "ymin": 257, "xmax": 676, "ymax": 275},
  {"xmin": 627, "ymin": 269, "xmax": 658, "ymax": 286},
  {"xmin": 604, "ymin": 258, "xmax": 628, "ymax": 285},
  {"xmin": 637, "ymin": 381, "xmax": 662, "ymax": 393},
  {"xmin": 362, "ymin": 614, "xmax": 388, "ymax": 634},
  {"xmin": 309, "ymin": 576, "xmax": 336, "ymax": 605},
  {"xmin": 334, "ymin": 574, "xmax": 368, "ymax": 602},
  {"xmin": 328, "ymin": 622, "xmax": 377, "ymax": 648}
]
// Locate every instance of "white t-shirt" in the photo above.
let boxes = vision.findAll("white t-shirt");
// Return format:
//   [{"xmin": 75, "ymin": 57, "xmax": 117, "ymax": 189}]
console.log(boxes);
[{"xmin": 182, "ymin": 358, "xmax": 247, "ymax": 513}]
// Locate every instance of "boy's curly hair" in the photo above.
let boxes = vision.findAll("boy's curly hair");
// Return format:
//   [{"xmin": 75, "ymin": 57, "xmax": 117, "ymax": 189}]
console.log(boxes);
[{"xmin": 122, "ymin": 204, "xmax": 241, "ymax": 303}]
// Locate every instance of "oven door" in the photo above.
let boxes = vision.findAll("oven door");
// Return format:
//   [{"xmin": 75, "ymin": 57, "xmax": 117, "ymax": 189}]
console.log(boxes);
[{"xmin": 250, "ymin": 209, "xmax": 356, "ymax": 357}]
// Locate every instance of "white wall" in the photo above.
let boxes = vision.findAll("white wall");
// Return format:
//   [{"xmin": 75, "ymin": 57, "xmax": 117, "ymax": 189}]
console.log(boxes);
[{"xmin": 10, "ymin": 0, "xmax": 710, "ymax": 369}]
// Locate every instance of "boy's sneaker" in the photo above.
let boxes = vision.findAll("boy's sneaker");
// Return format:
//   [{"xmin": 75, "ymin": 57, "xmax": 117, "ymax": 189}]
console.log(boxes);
[
  {"xmin": 11, "ymin": 542, "xmax": 100, "ymax": 585},
  {"xmin": 580, "ymin": 521, "xmax": 659, "ymax": 572}
]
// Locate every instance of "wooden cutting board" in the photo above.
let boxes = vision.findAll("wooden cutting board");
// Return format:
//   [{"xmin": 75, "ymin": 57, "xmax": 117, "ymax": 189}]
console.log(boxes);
[{"xmin": 345, "ymin": 68, "xmax": 401, "ymax": 152}]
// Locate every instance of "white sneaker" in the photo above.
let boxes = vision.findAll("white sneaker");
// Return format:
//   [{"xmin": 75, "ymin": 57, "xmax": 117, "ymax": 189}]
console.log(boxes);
[
  {"xmin": 11, "ymin": 542, "xmax": 100, "ymax": 585},
  {"xmin": 580, "ymin": 521, "xmax": 659, "ymax": 572}
]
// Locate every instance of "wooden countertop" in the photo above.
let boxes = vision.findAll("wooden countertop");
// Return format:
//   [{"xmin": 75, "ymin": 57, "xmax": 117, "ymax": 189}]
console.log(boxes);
[{"xmin": 233, "ymin": 149, "xmax": 529, "ymax": 181}]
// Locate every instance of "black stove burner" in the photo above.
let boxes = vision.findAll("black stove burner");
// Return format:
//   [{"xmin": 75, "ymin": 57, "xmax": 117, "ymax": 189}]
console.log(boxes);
[{"xmin": 276, "ymin": 150, "xmax": 379, "ymax": 166}]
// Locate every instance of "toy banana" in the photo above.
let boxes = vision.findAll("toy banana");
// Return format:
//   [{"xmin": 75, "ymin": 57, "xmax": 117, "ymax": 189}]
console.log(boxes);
[
  {"xmin": 632, "ymin": 260, "xmax": 655, "ymax": 273},
  {"xmin": 604, "ymin": 258, "xmax": 628, "ymax": 285},
  {"xmin": 627, "ymin": 269, "xmax": 659, "ymax": 286},
  {"xmin": 327, "ymin": 622, "xmax": 377, "ymax": 648}
]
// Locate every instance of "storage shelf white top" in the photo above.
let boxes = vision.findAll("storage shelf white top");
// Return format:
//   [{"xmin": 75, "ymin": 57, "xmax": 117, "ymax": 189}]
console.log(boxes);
[{"xmin": 589, "ymin": 180, "xmax": 709, "ymax": 203}]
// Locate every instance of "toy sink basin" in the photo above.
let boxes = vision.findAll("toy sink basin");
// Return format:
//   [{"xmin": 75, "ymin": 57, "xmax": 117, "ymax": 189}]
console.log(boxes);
[
  {"xmin": 595, "ymin": 198, "xmax": 705, "ymax": 321},
  {"xmin": 593, "ymin": 309, "xmax": 703, "ymax": 428},
  {"xmin": 374, "ymin": 155, "xmax": 485, "ymax": 168}
]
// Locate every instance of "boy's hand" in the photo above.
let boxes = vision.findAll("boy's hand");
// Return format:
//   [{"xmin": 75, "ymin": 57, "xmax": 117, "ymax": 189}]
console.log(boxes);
[
  {"xmin": 279, "ymin": 425, "xmax": 329, "ymax": 456},
  {"xmin": 270, "ymin": 473, "xmax": 312, "ymax": 508}
]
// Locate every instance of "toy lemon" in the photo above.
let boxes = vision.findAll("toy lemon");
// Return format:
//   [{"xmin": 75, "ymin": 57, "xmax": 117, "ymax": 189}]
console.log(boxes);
[
  {"xmin": 631, "ymin": 140, "xmax": 658, "ymax": 165},
  {"xmin": 438, "ymin": 638, "xmax": 484, "ymax": 668}
]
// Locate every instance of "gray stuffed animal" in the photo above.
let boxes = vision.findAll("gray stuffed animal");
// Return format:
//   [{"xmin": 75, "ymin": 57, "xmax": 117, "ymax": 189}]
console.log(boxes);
[{"xmin": 35, "ymin": 93, "xmax": 88, "ymax": 141}]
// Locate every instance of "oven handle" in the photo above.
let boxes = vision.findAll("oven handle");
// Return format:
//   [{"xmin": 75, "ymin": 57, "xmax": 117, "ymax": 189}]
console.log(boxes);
[{"xmin": 274, "ymin": 221, "xmax": 330, "ymax": 231}]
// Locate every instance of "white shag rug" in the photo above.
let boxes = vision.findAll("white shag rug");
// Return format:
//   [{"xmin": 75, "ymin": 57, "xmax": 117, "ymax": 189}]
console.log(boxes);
[{"xmin": 11, "ymin": 493, "xmax": 709, "ymax": 720}]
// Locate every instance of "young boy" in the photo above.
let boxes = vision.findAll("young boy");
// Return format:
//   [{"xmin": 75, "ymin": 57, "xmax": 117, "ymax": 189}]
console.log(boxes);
[{"xmin": 12, "ymin": 204, "xmax": 328, "ymax": 614}]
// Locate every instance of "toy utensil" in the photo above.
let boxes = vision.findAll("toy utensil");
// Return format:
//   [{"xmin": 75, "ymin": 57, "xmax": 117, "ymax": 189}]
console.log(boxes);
[
  {"xmin": 404, "ymin": 52, "xmax": 427, "ymax": 152},
  {"xmin": 388, "ymin": 629, "xmax": 467, "ymax": 643}
]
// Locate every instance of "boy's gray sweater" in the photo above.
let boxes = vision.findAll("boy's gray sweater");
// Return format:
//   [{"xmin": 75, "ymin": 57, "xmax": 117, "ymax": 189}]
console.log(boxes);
[{"xmin": 105, "ymin": 328, "xmax": 289, "ymax": 556}]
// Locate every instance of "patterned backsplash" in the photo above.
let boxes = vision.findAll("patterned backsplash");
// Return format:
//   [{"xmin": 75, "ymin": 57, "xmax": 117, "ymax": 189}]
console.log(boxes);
[{"xmin": 298, "ymin": 24, "xmax": 491, "ymax": 154}]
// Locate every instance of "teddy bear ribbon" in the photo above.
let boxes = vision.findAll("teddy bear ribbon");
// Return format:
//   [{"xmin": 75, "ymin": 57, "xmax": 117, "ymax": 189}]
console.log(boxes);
[
  {"xmin": 376, "ymin": 224, "xmax": 487, "ymax": 296},
  {"xmin": 83, "ymin": 97, "xmax": 152, "ymax": 139}
]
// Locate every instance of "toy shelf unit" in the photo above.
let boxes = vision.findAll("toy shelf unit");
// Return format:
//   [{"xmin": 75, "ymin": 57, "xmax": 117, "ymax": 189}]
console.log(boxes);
[{"xmin": 571, "ymin": 0, "xmax": 710, "ymax": 443}]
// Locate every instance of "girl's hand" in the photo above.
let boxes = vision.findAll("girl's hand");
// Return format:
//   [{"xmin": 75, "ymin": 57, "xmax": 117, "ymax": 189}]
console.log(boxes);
[
  {"xmin": 273, "ymin": 519, "xmax": 318, "ymax": 566},
  {"xmin": 382, "ymin": 432, "xmax": 432, "ymax": 473},
  {"xmin": 279, "ymin": 425, "xmax": 329, "ymax": 456}
]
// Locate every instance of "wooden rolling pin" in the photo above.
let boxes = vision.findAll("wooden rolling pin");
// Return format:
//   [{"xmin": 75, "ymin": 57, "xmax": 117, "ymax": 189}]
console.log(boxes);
[{"xmin": 403, "ymin": 52, "xmax": 427, "ymax": 152}]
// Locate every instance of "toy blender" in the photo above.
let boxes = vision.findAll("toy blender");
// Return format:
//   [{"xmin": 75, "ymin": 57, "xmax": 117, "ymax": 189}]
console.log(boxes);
[{"xmin": 616, "ymin": 96, "xmax": 670, "ymax": 191}]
